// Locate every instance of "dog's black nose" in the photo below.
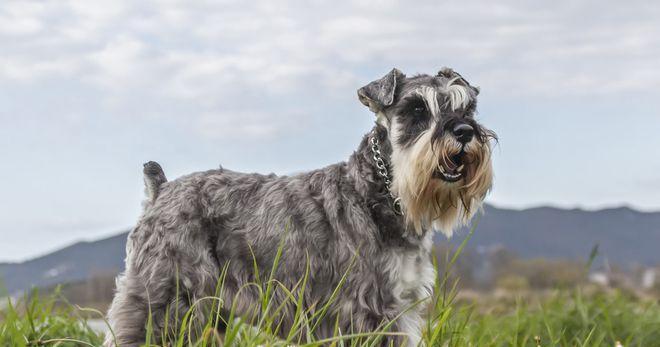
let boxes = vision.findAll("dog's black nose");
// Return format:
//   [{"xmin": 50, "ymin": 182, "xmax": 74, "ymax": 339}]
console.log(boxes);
[{"xmin": 452, "ymin": 124, "xmax": 474, "ymax": 143}]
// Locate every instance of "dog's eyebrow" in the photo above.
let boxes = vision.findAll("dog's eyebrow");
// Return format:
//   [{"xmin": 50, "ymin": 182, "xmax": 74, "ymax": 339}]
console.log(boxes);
[
  {"xmin": 414, "ymin": 86, "xmax": 441, "ymax": 117},
  {"xmin": 400, "ymin": 94, "xmax": 425, "ymax": 104}
]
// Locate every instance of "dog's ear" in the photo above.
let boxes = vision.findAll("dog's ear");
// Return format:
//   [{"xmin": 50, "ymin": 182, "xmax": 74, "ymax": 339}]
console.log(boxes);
[
  {"xmin": 437, "ymin": 67, "xmax": 458, "ymax": 79},
  {"xmin": 358, "ymin": 68, "xmax": 404, "ymax": 112},
  {"xmin": 437, "ymin": 67, "xmax": 479, "ymax": 96}
]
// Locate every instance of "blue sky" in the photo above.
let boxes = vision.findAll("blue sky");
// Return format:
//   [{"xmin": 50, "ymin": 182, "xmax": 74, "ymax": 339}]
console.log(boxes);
[{"xmin": 1, "ymin": 0, "xmax": 660, "ymax": 261}]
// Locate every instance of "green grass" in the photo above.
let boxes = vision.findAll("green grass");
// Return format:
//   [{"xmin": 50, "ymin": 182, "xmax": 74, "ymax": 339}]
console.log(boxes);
[
  {"xmin": 0, "ymin": 289, "xmax": 104, "ymax": 346},
  {"xmin": 445, "ymin": 290, "xmax": 660, "ymax": 347},
  {"xmin": 2, "ymin": 239, "xmax": 659, "ymax": 346},
  {"xmin": 2, "ymin": 285, "xmax": 659, "ymax": 346}
]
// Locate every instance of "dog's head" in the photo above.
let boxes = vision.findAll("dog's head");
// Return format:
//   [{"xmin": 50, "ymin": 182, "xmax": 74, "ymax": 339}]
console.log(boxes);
[{"xmin": 358, "ymin": 68, "xmax": 496, "ymax": 237}]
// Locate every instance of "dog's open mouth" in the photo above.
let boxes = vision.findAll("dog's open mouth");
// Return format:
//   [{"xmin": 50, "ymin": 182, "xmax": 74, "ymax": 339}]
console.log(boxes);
[{"xmin": 434, "ymin": 153, "xmax": 465, "ymax": 183}]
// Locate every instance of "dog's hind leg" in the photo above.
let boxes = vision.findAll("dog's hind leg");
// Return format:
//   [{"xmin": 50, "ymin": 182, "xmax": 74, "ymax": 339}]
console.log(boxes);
[
  {"xmin": 143, "ymin": 161, "xmax": 167, "ymax": 202},
  {"xmin": 106, "ymin": 221, "xmax": 221, "ymax": 346},
  {"xmin": 105, "ymin": 258, "xmax": 217, "ymax": 346},
  {"xmin": 104, "ymin": 270, "xmax": 151, "ymax": 347}
]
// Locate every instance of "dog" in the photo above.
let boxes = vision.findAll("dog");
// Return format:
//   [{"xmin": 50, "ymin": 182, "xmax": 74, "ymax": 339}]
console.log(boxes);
[{"xmin": 105, "ymin": 68, "xmax": 495, "ymax": 347}]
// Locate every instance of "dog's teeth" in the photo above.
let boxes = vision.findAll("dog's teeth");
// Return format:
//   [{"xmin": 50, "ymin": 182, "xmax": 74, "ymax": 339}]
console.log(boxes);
[{"xmin": 458, "ymin": 165, "xmax": 464, "ymax": 171}]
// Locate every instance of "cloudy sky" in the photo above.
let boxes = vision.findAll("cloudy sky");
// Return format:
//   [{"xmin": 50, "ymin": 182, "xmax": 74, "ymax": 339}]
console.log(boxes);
[{"xmin": 1, "ymin": 0, "xmax": 660, "ymax": 261}]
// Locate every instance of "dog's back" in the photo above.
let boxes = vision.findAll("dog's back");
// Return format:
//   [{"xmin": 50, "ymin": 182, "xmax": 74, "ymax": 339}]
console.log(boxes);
[
  {"xmin": 105, "ymin": 68, "xmax": 494, "ymax": 347},
  {"xmin": 111, "ymin": 164, "xmax": 373, "ymax": 345}
]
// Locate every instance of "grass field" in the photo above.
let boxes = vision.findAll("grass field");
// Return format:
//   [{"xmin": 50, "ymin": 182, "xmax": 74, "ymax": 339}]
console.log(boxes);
[
  {"xmin": 2, "ymin": 240, "xmax": 660, "ymax": 346},
  {"xmin": 2, "ymin": 287, "xmax": 659, "ymax": 346}
]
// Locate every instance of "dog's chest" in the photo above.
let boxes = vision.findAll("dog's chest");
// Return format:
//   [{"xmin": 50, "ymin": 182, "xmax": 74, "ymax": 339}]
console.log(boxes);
[{"xmin": 384, "ymin": 235, "xmax": 435, "ymax": 303}]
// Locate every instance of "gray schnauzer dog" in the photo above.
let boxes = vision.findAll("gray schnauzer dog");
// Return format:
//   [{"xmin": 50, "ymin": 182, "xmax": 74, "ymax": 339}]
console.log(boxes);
[{"xmin": 105, "ymin": 68, "xmax": 495, "ymax": 347}]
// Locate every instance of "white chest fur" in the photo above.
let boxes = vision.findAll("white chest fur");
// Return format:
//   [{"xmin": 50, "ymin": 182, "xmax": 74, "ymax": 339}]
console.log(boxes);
[{"xmin": 384, "ymin": 233, "xmax": 436, "ymax": 346}]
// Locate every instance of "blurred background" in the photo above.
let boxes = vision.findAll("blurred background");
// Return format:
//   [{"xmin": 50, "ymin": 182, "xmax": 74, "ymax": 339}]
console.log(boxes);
[{"xmin": 2, "ymin": 1, "xmax": 660, "ymax": 311}]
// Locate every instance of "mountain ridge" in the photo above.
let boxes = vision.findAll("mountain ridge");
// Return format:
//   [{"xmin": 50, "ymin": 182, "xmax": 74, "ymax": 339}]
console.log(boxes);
[{"xmin": 2, "ymin": 204, "xmax": 659, "ymax": 294}]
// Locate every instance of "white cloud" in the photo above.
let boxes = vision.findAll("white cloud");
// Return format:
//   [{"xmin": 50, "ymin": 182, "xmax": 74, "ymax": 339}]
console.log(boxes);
[
  {"xmin": 0, "ymin": 2, "xmax": 46, "ymax": 35},
  {"xmin": 3, "ymin": 0, "xmax": 660, "ymax": 261},
  {"xmin": 195, "ymin": 111, "xmax": 304, "ymax": 140},
  {"xmin": 86, "ymin": 35, "xmax": 150, "ymax": 89},
  {"xmin": 1, "ymin": 0, "xmax": 658, "ymax": 99},
  {"xmin": 0, "ymin": 0, "xmax": 657, "ymax": 146}
]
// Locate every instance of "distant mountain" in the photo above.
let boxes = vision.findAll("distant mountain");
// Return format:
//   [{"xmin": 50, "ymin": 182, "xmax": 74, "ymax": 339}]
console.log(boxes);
[
  {"xmin": 2, "ymin": 204, "xmax": 660, "ymax": 294},
  {"xmin": 449, "ymin": 205, "xmax": 660, "ymax": 266},
  {"xmin": 0, "ymin": 233, "xmax": 127, "ymax": 294}
]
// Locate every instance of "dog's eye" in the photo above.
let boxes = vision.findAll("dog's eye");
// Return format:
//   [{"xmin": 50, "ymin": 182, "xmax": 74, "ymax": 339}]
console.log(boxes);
[{"xmin": 413, "ymin": 104, "xmax": 426, "ymax": 115}]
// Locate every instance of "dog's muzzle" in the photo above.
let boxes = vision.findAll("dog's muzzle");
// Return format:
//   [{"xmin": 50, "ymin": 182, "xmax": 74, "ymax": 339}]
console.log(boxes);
[
  {"xmin": 434, "ymin": 151, "xmax": 466, "ymax": 183},
  {"xmin": 432, "ymin": 123, "xmax": 476, "ymax": 183}
]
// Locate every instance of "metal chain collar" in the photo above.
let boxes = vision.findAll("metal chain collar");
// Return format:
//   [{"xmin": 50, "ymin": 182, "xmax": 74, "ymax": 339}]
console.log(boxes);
[{"xmin": 369, "ymin": 132, "xmax": 403, "ymax": 215}]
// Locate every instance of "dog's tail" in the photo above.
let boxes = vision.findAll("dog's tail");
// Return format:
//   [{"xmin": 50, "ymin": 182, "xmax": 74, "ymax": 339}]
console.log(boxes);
[{"xmin": 143, "ymin": 161, "xmax": 167, "ymax": 203}]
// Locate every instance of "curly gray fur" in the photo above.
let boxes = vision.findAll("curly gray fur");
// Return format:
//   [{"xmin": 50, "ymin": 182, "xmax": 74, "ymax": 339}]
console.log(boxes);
[
  {"xmin": 106, "ymin": 127, "xmax": 434, "ymax": 346},
  {"xmin": 106, "ymin": 68, "xmax": 492, "ymax": 347}
]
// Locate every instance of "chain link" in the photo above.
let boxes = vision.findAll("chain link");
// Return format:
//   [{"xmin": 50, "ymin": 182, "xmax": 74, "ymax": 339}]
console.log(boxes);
[{"xmin": 369, "ymin": 132, "xmax": 403, "ymax": 215}]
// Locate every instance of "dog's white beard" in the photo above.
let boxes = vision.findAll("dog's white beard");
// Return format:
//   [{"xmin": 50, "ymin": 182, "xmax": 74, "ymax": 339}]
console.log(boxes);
[{"xmin": 390, "ymin": 129, "xmax": 493, "ymax": 237}]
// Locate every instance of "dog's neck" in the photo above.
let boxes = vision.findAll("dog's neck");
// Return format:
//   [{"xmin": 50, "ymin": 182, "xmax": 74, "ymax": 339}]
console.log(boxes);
[
  {"xmin": 348, "ymin": 124, "xmax": 393, "ymax": 196},
  {"xmin": 346, "ymin": 125, "xmax": 426, "ymax": 244}
]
